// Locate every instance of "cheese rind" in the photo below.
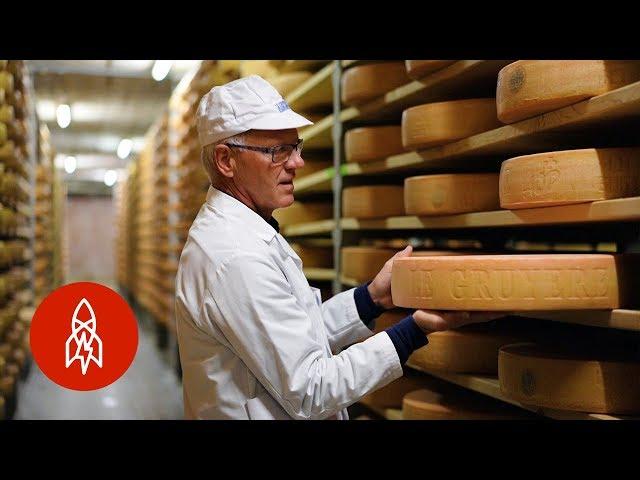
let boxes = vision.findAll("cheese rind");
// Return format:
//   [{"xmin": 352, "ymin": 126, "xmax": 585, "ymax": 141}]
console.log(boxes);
[
  {"xmin": 342, "ymin": 186, "xmax": 404, "ymax": 219},
  {"xmin": 499, "ymin": 343, "xmax": 640, "ymax": 414},
  {"xmin": 273, "ymin": 201, "xmax": 332, "ymax": 226},
  {"xmin": 405, "ymin": 173, "xmax": 500, "ymax": 216},
  {"xmin": 500, "ymin": 148, "xmax": 640, "ymax": 209},
  {"xmin": 391, "ymin": 254, "xmax": 639, "ymax": 310},
  {"xmin": 344, "ymin": 126, "xmax": 405, "ymax": 164},
  {"xmin": 402, "ymin": 99, "xmax": 502, "ymax": 150},
  {"xmin": 291, "ymin": 244, "xmax": 333, "ymax": 268},
  {"xmin": 341, "ymin": 247, "xmax": 397, "ymax": 283},
  {"xmin": 496, "ymin": 60, "xmax": 640, "ymax": 123},
  {"xmin": 404, "ymin": 60, "xmax": 456, "ymax": 80},
  {"xmin": 269, "ymin": 71, "xmax": 313, "ymax": 97},
  {"xmin": 341, "ymin": 62, "xmax": 409, "ymax": 106},
  {"xmin": 361, "ymin": 374, "xmax": 432, "ymax": 409}
]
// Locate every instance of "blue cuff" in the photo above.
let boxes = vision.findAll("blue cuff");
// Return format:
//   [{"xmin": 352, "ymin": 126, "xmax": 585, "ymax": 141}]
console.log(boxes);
[
  {"xmin": 385, "ymin": 315, "xmax": 428, "ymax": 365},
  {"xmin": 354, "ymin": 281, "xmax": 386, "ymax": 324}
]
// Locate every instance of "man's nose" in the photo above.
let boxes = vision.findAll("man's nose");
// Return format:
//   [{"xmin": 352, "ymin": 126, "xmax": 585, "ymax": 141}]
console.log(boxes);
[{"xmin": 285, "ymin": 148, "xmax": 304, "ymax": 170}]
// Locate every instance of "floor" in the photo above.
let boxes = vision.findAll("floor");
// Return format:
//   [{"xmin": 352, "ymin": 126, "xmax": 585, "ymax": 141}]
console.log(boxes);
[{"xmin": 14, "ymin": 316, "xmax": 184, "ymax": 420}]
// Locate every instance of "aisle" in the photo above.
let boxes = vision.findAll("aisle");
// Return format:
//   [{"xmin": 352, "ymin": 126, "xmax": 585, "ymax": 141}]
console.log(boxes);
[{"xmin": 14, "ymin": 321, "xmax": 184, "ymax": 420}]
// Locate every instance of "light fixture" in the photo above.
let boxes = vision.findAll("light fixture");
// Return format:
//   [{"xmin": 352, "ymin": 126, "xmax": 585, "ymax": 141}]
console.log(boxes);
[
  {"xmin": 56, "ymin": 104, "xmax": 71, "ymax": 129},
  {"xmin": 104, "ymin": 169, "xmax": 118, "ymax": 187},
  {"xmin": 151, "ymin": 60, "xmax": 173, "ymax": 81},
  {"xmin": 117, "ymin": 138, "xmax": 133, "ymax": 159},
  {"xmin": 64, "ymin": 156, "xmax": 77, "ymax": 174}
]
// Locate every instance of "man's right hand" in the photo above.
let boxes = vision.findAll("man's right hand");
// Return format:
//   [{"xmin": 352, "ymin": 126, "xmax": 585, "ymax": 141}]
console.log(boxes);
[{"xmin": 412, "ymin": 310, "xmax": 504, "ymax": 334}]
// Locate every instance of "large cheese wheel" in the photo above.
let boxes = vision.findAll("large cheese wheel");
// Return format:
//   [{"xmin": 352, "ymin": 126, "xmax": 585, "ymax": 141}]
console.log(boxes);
[
  {"xmin": 0, "ymin": 72, "xmax": 13, "ymax": 93},
  {"xmin": 391, "ymin": 254, "xmax": 640, "ymax": 310},
  {"xmin": 402, "ymin": 388, "xmax": 524, "ymax": 420},
  {"xmin": 402, "ymin": 99, "xmax": 501, "ymax": 150},
  {"xmin": 0, "ymin": 105, "xmax": 14, "ymax": 124},
  {"xmin": 372, "ymin": 309, "xmax": 410, "ymax": 334},
  {"xmin": 362, "ymin": 373, "xmax": 432, "ymax": 409},
  {"xmin": 404, "ymin": 173, "xmax": 500, "ymax": 216},
  {"xmin": 404, "ymin": 60, "xmax": 456, "ymax": 80},
  {"xmin": 291, "ymin": 243, "xmax": 333, "ymax": 268},
  {"xmin": 408, "ymin": 328, "xmax": 527, "ymax": 374},
  {"xmin": 269, "ymin": 71, "xmax": 313, "ymax": 97},
  {"xmin": 0, "ymin": 123, "xmax": 7, "ymax": 144},
  {"xmin": 344, "ymin": 126, "xmax": 405, "ymax": 163},
  {"xmin": 341, "ymin": 247, "xmax": 396, "ymax": 283},
  {"xmin": 499, "ymin": 343, "xmax": 640, "ymax": 414},
  {"xmin": 273, "ymin": 201, "xmax": 332, "ymax": 226},
  {"xmin": 496, "ymin": 60, "xmax": 640, "ymax": 123},
  {"xmin": 499, "ymin": 148, "xmax": 640, "ymax": 209},
  {"xmin": 341, "ymin": 62, "xmax": 409, "ymax": 106},
  {"xmin": 342, "ymin": 185, "xmax": 404, "ymax": 219}
]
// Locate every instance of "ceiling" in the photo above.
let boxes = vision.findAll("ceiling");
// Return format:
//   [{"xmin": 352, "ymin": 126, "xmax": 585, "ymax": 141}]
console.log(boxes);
[{"xmin": 27, "ymin": 60, "xmax": 200, "ymax": 193}]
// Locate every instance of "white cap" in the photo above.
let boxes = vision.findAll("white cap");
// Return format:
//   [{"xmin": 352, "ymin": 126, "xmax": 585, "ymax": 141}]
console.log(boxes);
[{"xmin": 196, "ymin": 75, "xmax": 314, "ymax": 147}]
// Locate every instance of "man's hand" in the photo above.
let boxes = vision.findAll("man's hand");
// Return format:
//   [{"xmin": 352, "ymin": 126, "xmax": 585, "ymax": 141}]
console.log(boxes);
[
  {"xmin": 412, "ymin": 310, "xmax": 504, "ymax": 334},
  {"xmin": 367, "ymin": 245, "xmax": 413, "ymax": 310}
]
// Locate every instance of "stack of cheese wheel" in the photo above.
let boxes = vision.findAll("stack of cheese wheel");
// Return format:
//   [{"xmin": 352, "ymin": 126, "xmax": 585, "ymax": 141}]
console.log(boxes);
[
  {"xmin": 273, "ymin": 201, "xmax": 332, "ymax": 226},
  {"xmin": 341, "ymin": 246, "xmax": 396, "ymax": 283},
  {"xmin": 499, "ymin": 148, "xmax": 640, "ymax": 209},
  {"xmin": 404, "ymin": 173, "xmax": 500, "ymax": 216},
  {"xmin": 391, "ymin": 254, "xmax": 640, "ymax": 311},
  {"xmin": 291, "ymin": 243, "xmax": 333, "ymax": 268},
  {"xmin": 268, "ymin": 71, "xmax": 313, "ymax": 98},
  {"xmin": 344, "ymin": 126, "xmax": 405, "ymax": 164},
  {"xmin": 499, "ymin": 342, "xmax": 640, "ymax": 414},
  {"xmin": 342, "ymin": 185, "xmax": 405, "ymax": 219},
  {"xmin": 404, "ymin": 60, "xmax": 456, "ymax": 81},
  {"xmin": 341, "ymin": 62, "xmax": 410, "ymax": 106},
  {"xmin": 496, "ymin": 60, "xmax": 640, "ymax": 123},
  {"xmin": 402, "ymin": 98, "xmax": 502, "ymax": 150},
  {"xmin": 239, "ymin": 60, "xmax": 279, "ymax": 79},
  {"xmin": 361, "ymin": 371, "xmax": 433, "ymax": 409},
  {"xmin": 402, "ymin": 387, "xmax": 527, "ymax": 420}
]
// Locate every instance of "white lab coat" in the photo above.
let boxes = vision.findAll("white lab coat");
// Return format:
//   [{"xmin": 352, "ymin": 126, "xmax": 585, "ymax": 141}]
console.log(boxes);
[{"xmin": 175, "ymin": 187, "xmax": 403, "ymax": 419}]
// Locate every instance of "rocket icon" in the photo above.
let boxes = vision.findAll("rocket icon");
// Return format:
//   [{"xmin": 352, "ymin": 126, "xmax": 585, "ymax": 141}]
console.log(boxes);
[{"xmin": 65, "ymin": 298, "xmax": 103, "ymax": 375}]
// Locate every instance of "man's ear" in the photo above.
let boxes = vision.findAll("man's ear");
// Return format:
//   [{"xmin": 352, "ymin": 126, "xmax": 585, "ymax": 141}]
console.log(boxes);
[{"xmin": 214, "ymin": 144, "xmax": 235, "ymax": 178}]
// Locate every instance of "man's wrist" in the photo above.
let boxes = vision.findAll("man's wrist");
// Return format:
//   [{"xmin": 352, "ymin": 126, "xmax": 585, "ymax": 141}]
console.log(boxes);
[{"xmin": 367, "ymin": 281, "xmax": 385, "ymax": 309}]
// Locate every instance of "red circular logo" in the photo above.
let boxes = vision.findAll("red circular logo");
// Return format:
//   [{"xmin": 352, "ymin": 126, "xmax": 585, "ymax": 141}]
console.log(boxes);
[{"xmin": 30, "ymin": 282, "xmax": 138, "ymax": 391}]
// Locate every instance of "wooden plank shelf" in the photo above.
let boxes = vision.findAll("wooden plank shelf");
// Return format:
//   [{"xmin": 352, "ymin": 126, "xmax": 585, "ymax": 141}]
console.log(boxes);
[
  {"xmin": 294, "ymin": 168, "xmax": 333, "ymax": 195},
  {"xmin": 273, "ymin": 60, "xmax": 330, "ymax": 73},
  {"xmin": 340, "ymin": 276, "xmax": 361, "ymax": 288},
  {"xmin": 340, "ymin": 197, "xmax": 640, "ymax": 231},
  {"xmin": 303, "ymin": 268, "xmax": 335, "ymax": 281},
  {"xmin": 286, "ymin": 62, "xmax": 334, "ymax": 112},
  {"xmin": 515, "ymin": 309, "xmax": 640, "ymax": 332},
  {"xmin": 281, "ymin": 219, "xmax": 335, "ymax": 237},
  {"xmin": 300, "ymin": 114, "xmax": 333, "ymax": 150},
  {"xmin": 405, "ymin": 364, "xmax": 637, "ymax": 421}
]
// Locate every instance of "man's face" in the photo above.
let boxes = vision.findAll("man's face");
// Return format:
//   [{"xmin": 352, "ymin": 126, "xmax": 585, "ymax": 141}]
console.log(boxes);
[{"xmin": 232, "ymin": 128, "xmax": 304, "ymax": 213}]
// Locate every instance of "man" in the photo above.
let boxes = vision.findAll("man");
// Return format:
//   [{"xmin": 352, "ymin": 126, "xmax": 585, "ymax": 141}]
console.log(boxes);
[{"xmin": 175, "ymin": 75, "xmax": 497, "ymax": 419}]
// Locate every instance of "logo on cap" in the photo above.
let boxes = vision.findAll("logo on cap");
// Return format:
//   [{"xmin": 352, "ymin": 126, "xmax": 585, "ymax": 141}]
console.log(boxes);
[{"xmin": 276, "ymin": 100, "xmax": 290, "ymax": 112}]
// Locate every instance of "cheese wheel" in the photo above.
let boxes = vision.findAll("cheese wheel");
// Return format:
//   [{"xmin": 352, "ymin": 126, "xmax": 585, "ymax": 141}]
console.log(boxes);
[
  {"xmin": 0, "ymin": 105, "xmax": 14, "ymax": 124},
  {"xmin": 0, "ymin": 72, "xmax": 13, "ymax": 93},
  {"xmin": 391, "ymin": 254, "xmax": 640, "ymax": 310},
  {"xmin": 404, "ymin": 60, "xmax": 456, "ymax": 80},
  {"xmin": 239, "ymin": 60, "xmax": 279, "ymax": 79},
  {"xmin": 4, "ymin": 363, "xmax": 18, "ymax": 378},
  {"xmin": 402, "ymin": 388, "xmax": 523, "ymax": 420},
  {"xmin": 409, "ymin": 328, "xmax": 527, "ymax": 374},
  {"xmin": 341, "ymin": 62, "xmax": 410, "ymax": 106},
  {"xmin": 0, "ymin": 123, "xmax": 7, "ymax": 144},
  {"xmin": 402, "ymin": 99, "xmax": 501, "ymax": 150},
  {"xmin": 341, "ymin": 247, "xmax": 396, "ymax": 283},
  {"xmin": 273, "ymin": 201, "xmax": 332, "ymax": 226},
  {"xmin": 496, "ymin": 60, "xmax": 640, "ymax": 123},
  {"xmin": 269, "ymin": 71, "xmax": 313, "ymax": 97},
  {"xmin": 500, "ymin": 148, "xmax": 640, "ymax": 209},
  {"xmin": 342, "ymin": 185, "xmax": 404, "ymax": 219},
  {"xmin": 291, "ymin": 244, "xmax": 333, "ymax": 268},
  {"xmin": 298, "ymin": 160, "xmax": 332, "ymax": 178},
  {"xmin": 0, "ymin": 344, "xmax": 11, "ymax": 358},
  {"xmin": 499, "ymin": 343, "xmax": 640, "ymax": 414},
  {"xmin": 344, "ymin": 126, "xmax": 405, "ymax": 163},
  {"xmin": 362, "ymin": 373, "xmax": 432, "ymax": 409},
  {"xmin": 372, "ymin": 309, "xmax": 409, "ymax": 334},
  {"xmin": 0, "ymin": 376, "xmax": 14, "ymax": 396},
  {"xmin": 404, "ymin": 173, "xmax": 500, "ymax": 216}
]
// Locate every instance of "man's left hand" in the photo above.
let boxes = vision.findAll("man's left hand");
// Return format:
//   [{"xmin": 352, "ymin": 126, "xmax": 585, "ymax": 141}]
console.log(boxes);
[{"xmin": 367, "ymin": 245, "xmax": 413, "ymax": 310}]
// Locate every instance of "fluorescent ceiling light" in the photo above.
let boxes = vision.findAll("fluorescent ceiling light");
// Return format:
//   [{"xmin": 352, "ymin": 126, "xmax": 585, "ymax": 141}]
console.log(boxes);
[
  {"xmin": 56, "ymin": 104, "xmax": 71, "ymax": 128},
  {"xmin": 104, "ymin": 169, "xmax": 118, "ymax": 187},
  {"xmin": 64, "ymin": 156, "xmax": 77, "ymax": 174},
  {"xmin": 152, "ymin": 60, "xmax": 173, "ymax": 81},
  {"xmin": 117, "ymin": 138, "xmax": 133, "ymax": 159}
]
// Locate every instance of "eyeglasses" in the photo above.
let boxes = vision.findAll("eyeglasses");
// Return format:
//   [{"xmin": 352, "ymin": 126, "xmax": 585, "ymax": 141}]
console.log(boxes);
[{"xmin": 223, "ymin": 138, "xmax": 304, "ymax": 165}]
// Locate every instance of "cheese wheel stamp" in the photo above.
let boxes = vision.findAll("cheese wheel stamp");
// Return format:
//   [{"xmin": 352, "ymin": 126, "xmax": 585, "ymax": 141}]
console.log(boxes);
[
  {"xmin": 496, "ymin": 60, "xmax": 640, "ymax": 123},
  {"xmin": 269, "ymin": 71, "xmax": 313, "ymax": 97},
  {"xmin": 405, "ymin": 173, "xmax": 500, "ymax": 216},
  {"xmin": 404, "ymin": 60, "xmax": 456, "ymax": 80},
  {"xmin": 500, "ymin": 148, "xmax": 640, "ymax": 209},
  {"xmin": 291, "ymin": 244, "xmax": 333, "ymax": 268},
  {"xmin": 408, "ymin": 328, "xmax": 527, "ymax": 374},
  {"xmin": 342, "ymin": 185, "xmax": 404, "ymax": 219},
  {"xmin": 499, "ymin": 343, "xmax": 640, "ymax": 414},
  {"xmin": 344, "ymin": 126, "xmax": 405, "ymax": 164},
  {"xmin": 391, "ymin": 254, "xmax": 640, "ymax": 310},
  {"xmin": 341, "ymin": 247, "xmax": 396, "ymax": 283},
  {"xmin": 402, "ymin": 99, "xmax": 502, "ymax": 150},
  {"xmin": 341, "ymin": 62, "xmax": 410, "ymax": 106},
  {"xmin": 273, "ymin": 201, "xmax": 332, "ymax": 226}
]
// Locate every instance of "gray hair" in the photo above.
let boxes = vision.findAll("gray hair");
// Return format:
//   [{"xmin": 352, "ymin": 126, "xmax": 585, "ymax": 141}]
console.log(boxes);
[{"xmin": 200, "ymin": 131, "xmax": 248, "ymax": 184}]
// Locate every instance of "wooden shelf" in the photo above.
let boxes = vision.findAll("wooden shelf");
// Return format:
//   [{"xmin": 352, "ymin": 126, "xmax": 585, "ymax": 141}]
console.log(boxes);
[
  {"xmin": 294, "ymin": 168, "xmax": 333, "ymax": 195},
  {"xmin": 274, "ymin": 60, "xmax": 330, "ymax": 73},
  {"xmin": 406, "ymin": 364, "xmax": 636, "ymax": 421},
  {"xmin": 286, "ymin": 62, "xmax": 334, "ymax": 112},
  {"xmin": 303, "ymin": 268, "xmax": 335, "ymax": 281},
  {"xmin": 340, "ymin": 197, "xmax": 640, "ymax": 231},
  {"xmin": 281, "ymin": 219, "xmax": 335, "ymax": 237},
  {"xmin": 515, "ymin": 309, "xmax": 640, "ymax": 332},
  {"xmin": 340, "ymin": 276, "xmax": 361, "ymax": 288},
  {"xmin": 300, "ymin": 114, "xmax": 333, "ymax": 150}
]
